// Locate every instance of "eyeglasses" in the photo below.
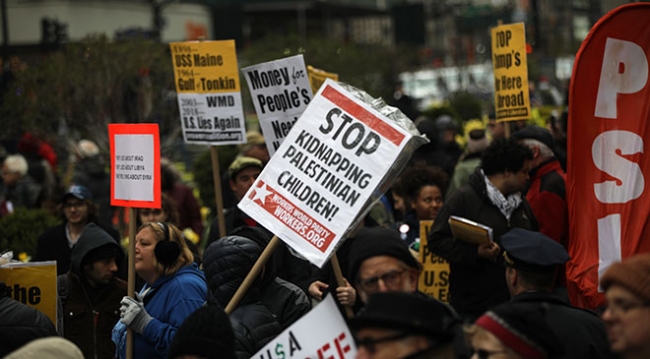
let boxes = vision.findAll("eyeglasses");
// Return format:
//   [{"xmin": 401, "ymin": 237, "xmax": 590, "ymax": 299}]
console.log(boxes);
[
  {"xmin": 472, "ymin": 349, "xmax": 508, "ymax": 359},
  {"xmin": 355, "ymin": 332, "xmax": 410, "ymax": 354},
  {"xmin": 603, "ymin": 300, "xmax": 650, "ymax": 316},
  {"xmin": 140, "ymin": 209, "xmax": 163, "ymax": 216},
  {"xmin": 358, "ymin": 269, "xmax": 406, "ymax": 291},
  {"xmin": 63, "ymin": 201, "xmax": 85, "ymax": 210}
]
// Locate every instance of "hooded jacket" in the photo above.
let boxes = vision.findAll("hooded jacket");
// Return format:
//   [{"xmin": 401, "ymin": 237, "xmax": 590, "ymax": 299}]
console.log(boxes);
[
  {"xmin": 428, "ymin": 170, "xmax": 538, "ymax": 319},
  {"xmin": 60, "ymin": 222, "xmax": 126, "ymax": 359},
  {"xmin": 203, "ymin": 235, "xmax": 282, "ymax": 359}
]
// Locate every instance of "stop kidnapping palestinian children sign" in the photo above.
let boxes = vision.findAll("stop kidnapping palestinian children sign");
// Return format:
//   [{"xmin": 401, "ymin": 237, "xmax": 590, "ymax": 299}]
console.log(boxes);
[
  {"xmin": 238, "ymin": 79, "xmax": 425, "ymax": 267},
  {"xmin": 242, "ymin": 55, "xmax": 313, "ymax": 156}
]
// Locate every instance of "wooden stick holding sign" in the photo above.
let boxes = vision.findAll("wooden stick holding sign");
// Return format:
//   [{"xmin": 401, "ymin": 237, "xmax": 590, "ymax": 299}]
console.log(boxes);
[
  {"xmin": 225, "ymin": 235, "xmax": 282, "ymax": 314},
  {"xmin": 126, "ymin": 208, "xmax": 137, "ymax": 359},
  {"xmin": 210, "ymin": 147, "xmax": 227, "ymax": 239},
  {"xmin": 330, "ymin": 253, "xmax": 354, "ymax": 318}
]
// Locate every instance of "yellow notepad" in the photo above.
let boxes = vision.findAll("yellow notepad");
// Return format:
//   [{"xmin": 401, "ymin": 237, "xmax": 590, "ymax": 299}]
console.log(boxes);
[{"xmin": 448, "ymin": 215, "xmax": 493, "ymax": 244}]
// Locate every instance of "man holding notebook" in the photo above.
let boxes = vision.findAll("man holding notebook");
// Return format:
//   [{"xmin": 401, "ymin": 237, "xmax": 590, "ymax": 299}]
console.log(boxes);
[{"xmin": 427, "ymin": 138, "xmax": 538, "ymax": 321}]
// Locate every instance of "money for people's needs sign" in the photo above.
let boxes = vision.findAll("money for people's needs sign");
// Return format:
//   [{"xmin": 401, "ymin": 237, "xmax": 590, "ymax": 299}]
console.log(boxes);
[
  {"xmin": 253, "ymin": 295, "xmax": 356, "ymax": 359},
  {"xmin": 170, "ymin": 40, "xmax": 246, "ymax": 145},
  {"xmin": 490, "ymin": 22, "xmax": 531, "ymax": 122},
  {"xmin": 238, "ymin": 79, "xmax": 424, "ymax": 267},
  {"xmin": 0, "ymin": 261, "xmax": 57, "ymax": 326},
  {"xmin": 109, "ymin": 124, "xmax": 161, "ymax": 208},
  {"xmin": 308, "ymin": 65, "xmax": 339, "ymax": 94},
  {"xmin": 567, "ymin": 3, "xmax": 650, "ymax": 309},
  {"xmin": 418, "ymin": 220, "xmax": 450, "ymax": 302},
  {"xmin": 242, "ymin": 55, "xmax": 313, "ymax": 156}
]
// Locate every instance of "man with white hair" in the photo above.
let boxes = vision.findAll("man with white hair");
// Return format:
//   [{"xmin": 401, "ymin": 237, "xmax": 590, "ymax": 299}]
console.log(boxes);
[
  {"xmin": 512, "ymin": 126, "xmax": 567, "ymax": 246},
  {"xmin": 0, "ymin": 154, "xmax": 42, "ymax": 216}
]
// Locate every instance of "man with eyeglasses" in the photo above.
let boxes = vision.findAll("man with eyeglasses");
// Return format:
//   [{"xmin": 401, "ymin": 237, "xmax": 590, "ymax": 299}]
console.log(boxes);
[
  {"xmin": 600, "ymin": 252, "xmax": 650, "ymax": 359},
  {"xmin": 35, "ymin": 185, "xmax": 120, "ymax": 275},
  {"xmin": 502, "ymin": 228, "xmax": 612, "ymax": 359},
  {"xmin": 350, "ymin": 292, "xmax": 458, "ymax": 359}
]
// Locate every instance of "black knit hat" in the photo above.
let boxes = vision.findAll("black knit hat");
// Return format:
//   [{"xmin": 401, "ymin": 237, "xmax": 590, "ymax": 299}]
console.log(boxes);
[
  {"xmin": 80, "ymin": 243, "xmax": 124, "ymax": 268},
  {"xmin": 348, "ymin": 227, "xmax": 420, "ymax": 282},
  {"xmin": 167, "ymin": 305, "xmax": 236, "ymax": 359}
]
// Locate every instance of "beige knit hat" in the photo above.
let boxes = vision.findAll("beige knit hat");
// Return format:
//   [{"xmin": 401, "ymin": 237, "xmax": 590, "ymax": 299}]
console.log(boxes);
[{"xmin": 600, "ymin": 252, "xmax": 650, "ymax": 302}]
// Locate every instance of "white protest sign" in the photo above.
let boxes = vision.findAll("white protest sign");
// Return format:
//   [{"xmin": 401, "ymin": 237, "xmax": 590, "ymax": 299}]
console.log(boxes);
[
  {"xmin": 109, "ymin": 124, "xmax": 161, "ymax": 208},
  {"xmin": 253, "ymin": 295, "xmax": 356, "ymax": 359},
  {"xmin": 238, "ymin": 79, "xmax": 416, "ymax": 267},
  {"xmin": 242, "ymin": 55, "xmax": 313, "ymax": 156},
  {"xmin": 170, "ymin": 40, "xmax": 247, "ymax": 145}
]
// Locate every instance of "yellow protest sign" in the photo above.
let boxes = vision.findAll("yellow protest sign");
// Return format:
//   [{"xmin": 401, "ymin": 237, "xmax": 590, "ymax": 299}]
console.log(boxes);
[
  {"xmin": 307, "ymin": 65, "xmax": 338, "ymax": 94},
  {"xmin": 418, "ymin": 220, "xmax": 450, "ymax": 302},
  {"xmin": 170, "ymin": 40, "xmax": 241, "ymax": 94},
  {"xmin": 0, "ymin": 261, "xmax": 57, "ymax": 325},
  {"xmin": 491, "ymin": 22, "xmax": 531, "ymax": 122}
]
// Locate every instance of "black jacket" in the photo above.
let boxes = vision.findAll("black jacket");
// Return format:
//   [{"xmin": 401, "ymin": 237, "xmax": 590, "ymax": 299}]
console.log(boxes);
[
  {"xmin": 0, "ymin": 282, "xmax": 57, "ymax": 356},
  {"xmin": 511, "ymin": 291, "xmax": 614, "ymax": 359},
  {"xmin": 203, "ymin": 235, "xmax": 282, "ymax": 359},
  {"xmin": 428, "ymin": 170, "xmax": 538, "ymax": 319}
]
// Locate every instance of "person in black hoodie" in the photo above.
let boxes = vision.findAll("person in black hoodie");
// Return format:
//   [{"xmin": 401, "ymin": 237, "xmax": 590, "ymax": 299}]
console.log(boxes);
[
  {"xmin": 57, "ymin": 222, "xmax": 126, "ymax": 359},
  {"xmin": 0, "ymin": 281, "xmax": 57, "ymax": 356},
  {"xmin": 202, "ymin": 234, "xmax": 282, "ymax": 359}
]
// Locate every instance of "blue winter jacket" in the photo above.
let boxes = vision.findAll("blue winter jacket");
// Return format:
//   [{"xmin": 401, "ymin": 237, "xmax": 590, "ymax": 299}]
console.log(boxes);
[{"xmin": 112, "ymin": 263, "xmax": 206, "ymax": 358}]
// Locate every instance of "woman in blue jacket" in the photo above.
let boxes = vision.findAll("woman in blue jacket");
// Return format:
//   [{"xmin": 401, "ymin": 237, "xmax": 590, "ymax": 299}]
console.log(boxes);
[{"xmin": 112, "ymin": 222, "xmax": 206, "ymax": 358}]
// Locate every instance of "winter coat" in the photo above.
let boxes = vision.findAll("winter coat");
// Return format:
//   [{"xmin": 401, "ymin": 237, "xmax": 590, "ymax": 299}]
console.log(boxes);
[
  {"xmin": 59, "ymin": 223, "xmax": 126, "ymax": 359},
  {"xmin": 511, "ymin": 291, "xmax": 613, "ymax": 359},
  {"xmin": 428, "ymin": 170, "xmax": 538, "ymax": 319},
  {"xmin": 203, "ymin": 235, "xmax": 282, "ymax": 359},
  {"xmin": 112, "ymin": 263, "xmax": 206, "ymax": 359},
  {"xmin": 0, "ymin": 282, "xmax": 57, "ymax": 357}
]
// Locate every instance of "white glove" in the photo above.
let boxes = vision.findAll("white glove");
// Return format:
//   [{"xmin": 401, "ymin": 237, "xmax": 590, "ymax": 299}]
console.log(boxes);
[{"xmin": 119, "ymin": 295, "xmax": 153, "ymax": 334}]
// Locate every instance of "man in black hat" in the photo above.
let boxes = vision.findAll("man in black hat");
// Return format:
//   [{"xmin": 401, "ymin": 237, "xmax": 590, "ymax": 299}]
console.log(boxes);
[
  {"xmin": 57, "ymin": 222, "xmax": 126, "ymax": 359},
  {"xmin": 350, "ymin": 292, "xmax": 458, "ymax": 359},
  {"xmin": 35, "ymin": 185, "xmax": 121, "ymax": 275},
  {"xmin": 511, "ymin": 126, "xmax": 567, "ymax": 248},
  {"xmin": 501, "ymin": 228, "xmax": 613, "ymax": 359}
]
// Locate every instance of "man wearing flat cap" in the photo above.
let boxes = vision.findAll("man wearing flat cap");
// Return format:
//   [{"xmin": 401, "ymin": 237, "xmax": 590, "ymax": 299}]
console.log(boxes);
[
  {"xmin": 350, "ymin": 292, "xmax": 458, "ymax": 359},
  {"xmin": 502, "ymin": 228, "xmax": 612, "ymax": 359}
]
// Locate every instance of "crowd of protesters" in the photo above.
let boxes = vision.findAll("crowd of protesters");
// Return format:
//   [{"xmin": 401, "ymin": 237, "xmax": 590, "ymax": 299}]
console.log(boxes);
[{"xmin": 1, "ymin": 108, "xmax": 649, "ymax": 359}]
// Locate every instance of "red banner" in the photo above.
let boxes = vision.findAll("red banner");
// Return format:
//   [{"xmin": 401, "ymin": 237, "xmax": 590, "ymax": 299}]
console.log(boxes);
[{"xmin": 568, "ymin": 3, "xmax": 650, "ymax": 309}]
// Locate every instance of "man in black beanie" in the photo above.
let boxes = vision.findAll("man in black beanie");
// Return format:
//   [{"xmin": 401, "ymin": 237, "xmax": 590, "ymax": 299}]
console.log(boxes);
[
  {"xmin": 57, "ymin": 222, "xmax": 126, "ymax": 359},
  {"xmin": 168, "ymin": 305, "xmax": 236, "ymax": 359}
]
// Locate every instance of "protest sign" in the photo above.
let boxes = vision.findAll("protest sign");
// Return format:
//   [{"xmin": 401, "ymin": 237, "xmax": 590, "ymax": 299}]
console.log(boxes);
[
  {"xmin": 170, "ymin": 40, "xmax": 246, "ymax": 145},
  {"xmin": 254, "ymin": 295, "xmax": 356, "ymax": 359},
  {"xmin": 238, "ymin": 79, "xmax": 425, "ymax": 267},
  {"xmin": 109, "ymin": 124, "xmax": 161, "ymax": 209},
  {"xmin": 242, "ymin": 55, "xmax": 313, "ymax": 156},
  {"xmin": 308, "ymin": 65, "xmax": 339, "ymax": 94},
  {"xmin": 0, "ymin": 261, "xmax": 57, "ymax": 325},
  {"xmin": 418, "ymin": 220, "xmax": 450, "ymax": 302},
  {"xmin": 567, "ymin": 3, "xmax": 650, "ymax": 309},
  {"xmin": 491, "ymin": 22, "xmax": 531, "ymax": 122}
]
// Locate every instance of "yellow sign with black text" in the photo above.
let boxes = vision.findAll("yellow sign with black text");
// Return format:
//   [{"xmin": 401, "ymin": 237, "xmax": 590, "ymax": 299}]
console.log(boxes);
[
  {"xmin": 418, "ymin": 220, "xmax": 450, "ymax": 303},
  {"xmin": 307, "ymin": 65, "xmax": 339, "ymax": 94},
  {"xmin": 491, "ymin": 22, "xmax": 531, "ymax": 122},
  {"xmin": 0, "ymin": 261, "xmax": 57, "ymax": 325}
]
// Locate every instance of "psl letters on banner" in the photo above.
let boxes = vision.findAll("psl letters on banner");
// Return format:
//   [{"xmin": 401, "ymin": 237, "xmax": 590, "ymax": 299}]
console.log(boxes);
[
  {"xmin": 238, "ymin": 79, "xmax": 425, "ymax": 267},
  {"xmin": 170, "ymin": 40, "xmax": 246, "ymax": 145},
  {"xmin": 242, "ymin": 55, "xmax": 313, "ymax": 156},
  {"xmin": 253, "ymin": 295, "xmax": 356, "ymax": 359},
  {"xmin": 567, "ymin": 3, "xmax": 650, "ymax": 309}
]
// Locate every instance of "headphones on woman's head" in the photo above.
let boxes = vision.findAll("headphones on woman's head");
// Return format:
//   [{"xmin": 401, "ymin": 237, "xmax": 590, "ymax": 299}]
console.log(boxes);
[{"xmin": 154, "ymin": 222, "xmax": 181, "ymax": 268}]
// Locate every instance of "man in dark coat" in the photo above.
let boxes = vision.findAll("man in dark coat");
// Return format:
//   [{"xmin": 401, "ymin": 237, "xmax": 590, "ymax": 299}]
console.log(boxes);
[
  {"xmin": 428, "ymin": 138, "xmax": 537, "ymax": 321},
  {"xmin": 0, "ymin": 281, "xmax": 57, "ymax": 356},
  {"xmin": 58, "ymin": 222, "xmax": 126, "ymax": 359},
  {"xmin": 502, "ymin": 228, "xmax": 613, "ymax": 359}
]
